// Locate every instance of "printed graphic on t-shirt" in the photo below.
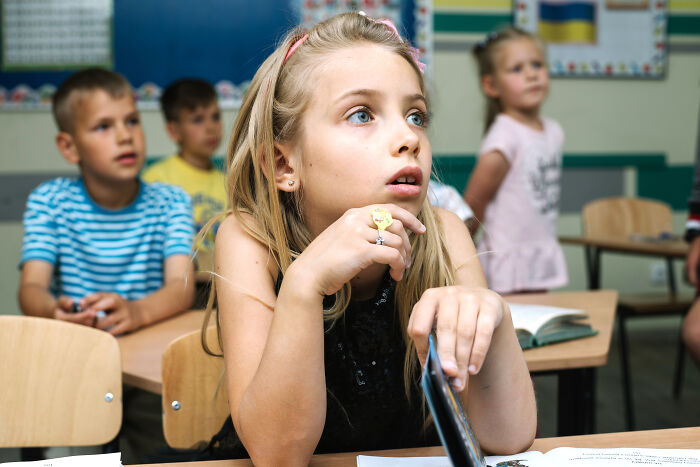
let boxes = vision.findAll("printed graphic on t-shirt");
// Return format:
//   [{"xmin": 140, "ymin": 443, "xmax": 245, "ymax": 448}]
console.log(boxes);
[
  {"xmin": 522, "ymin": 144, "xmax": 561, "ymax": 222},
  {"xmin": 191, "ymin": 193, "xmax": 225, "ymax": 251}
]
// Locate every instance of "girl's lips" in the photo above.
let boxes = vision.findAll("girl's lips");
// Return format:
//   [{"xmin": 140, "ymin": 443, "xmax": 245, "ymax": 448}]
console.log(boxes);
[{"xmin": 386, "ymin": 183, "xmax": 422, "ymax": 196}]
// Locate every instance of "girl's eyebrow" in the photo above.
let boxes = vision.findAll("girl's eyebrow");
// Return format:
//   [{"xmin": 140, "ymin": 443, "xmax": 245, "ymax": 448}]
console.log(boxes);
[{"xmin": 334, "ymin": 89, "xmax": 427, "ymax": 106}]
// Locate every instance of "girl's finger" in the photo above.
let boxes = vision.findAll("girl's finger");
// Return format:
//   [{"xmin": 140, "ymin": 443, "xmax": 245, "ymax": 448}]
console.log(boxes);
[
  {"xmin": 371, "ymin": 243, "xmax": 407, "ymax": 281},
  {"xmin": 468, "ymin": 301, "xmax": 498, "ymax": 376},
  {"xmin": 454, "ymin": 294, "xmax": 480, "ymax": 390},
  {"xmin": 372, "ymin": 204, "xmax": 425, "ymax": 235},
  {"xmin": 435, "ymin": 293, "xmax": 459, "ymax": 377},
  {"xmin": 385, "ymin": 219, "xmax": 412, "ymax": 266},
  {"xmin": 408, "ymin": 289, "xmax": 439, "ymax": 366}
]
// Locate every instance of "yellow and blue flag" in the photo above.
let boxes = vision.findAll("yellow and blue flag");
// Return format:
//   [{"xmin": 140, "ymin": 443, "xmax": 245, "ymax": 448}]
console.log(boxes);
[{"xmin": 538, "ymin": 1, "xmax": 597, "ymax": 44}]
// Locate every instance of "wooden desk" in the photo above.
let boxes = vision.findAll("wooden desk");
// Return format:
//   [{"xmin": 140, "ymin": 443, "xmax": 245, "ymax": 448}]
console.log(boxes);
[
  {"xmin": 510, "ymin": 290, "xmax": 618, "ymax": 436},
  {"xmin": 118, "ymin": 291, "xmax": 614, "ymax": 441},
  {"xmin": 559, "ymin": 235, "xmax": 687, "ymax": 290},
  {"xmin": 119, "ymin": 310, "xmax": 210, "ymax": 394},
  {"xmin": 133, "ymin": 426, "xmax": 700, "ymax": 466}
]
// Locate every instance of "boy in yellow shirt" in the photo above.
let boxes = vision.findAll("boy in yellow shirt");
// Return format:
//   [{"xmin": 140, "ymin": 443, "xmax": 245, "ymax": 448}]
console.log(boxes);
[{"xmin": 142, "ymin": 78, "xmax": 226, "ymax": 267}]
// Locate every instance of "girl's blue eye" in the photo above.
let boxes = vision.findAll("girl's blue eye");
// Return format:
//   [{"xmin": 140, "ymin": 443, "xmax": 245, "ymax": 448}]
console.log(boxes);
[
  {"xmin": 407, "ymin": 112, "xmax": 424, "ymax": 127},
  {"xmin": 348, "ymin": 110, "xmax": 371, "ymax": 124}
]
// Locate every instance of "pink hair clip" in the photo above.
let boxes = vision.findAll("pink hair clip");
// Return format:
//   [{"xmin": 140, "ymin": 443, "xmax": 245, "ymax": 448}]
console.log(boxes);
[
  {"xmin": 283, "ymin": 33, "xmax": 309, "ymax": 64},
  {"xmin": 376, "ymin": 18, "xmax": 426, "ymax": 74}
]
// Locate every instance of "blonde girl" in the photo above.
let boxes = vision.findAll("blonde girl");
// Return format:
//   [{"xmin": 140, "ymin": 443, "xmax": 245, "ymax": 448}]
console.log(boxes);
[
  {"xmin": 463, "ymin": 27, "xmax": 568, "ymax": 294},
  {"xmin": 209, "ymin": 13, "xmax": 536, "ymax": 464}
]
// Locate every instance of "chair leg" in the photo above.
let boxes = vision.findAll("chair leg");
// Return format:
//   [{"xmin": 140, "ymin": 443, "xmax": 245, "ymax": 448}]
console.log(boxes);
[
  {"xmin": 673, "ymin": 342, "xmax": 685, "ymax": 399},
  {"xmin": 618, "ymin": 310, "xmax": 635, "ymax": 430},
  {"xmin": 673, "ymin": 308, "xmax": 690, "ymax": 399}
]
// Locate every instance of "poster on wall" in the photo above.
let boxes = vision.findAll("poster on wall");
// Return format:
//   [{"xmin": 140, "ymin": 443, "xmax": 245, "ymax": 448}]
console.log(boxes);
[
  {"xmin": 0, "ymin": 0, "xmax": 432, "ymax": 111},
  {"xmin": 514, "ymin": 0, "xmax": 666, "ymax": 78}
]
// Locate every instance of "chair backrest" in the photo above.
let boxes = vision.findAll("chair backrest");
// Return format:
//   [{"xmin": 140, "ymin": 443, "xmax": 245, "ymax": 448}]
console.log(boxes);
[
  {"xmin": 0, "ymin": 315, "xmax": 122, "ymax": 447},
  {"xmin": 162, "ymin": 325, "xmax": 229, "ymax": 449},
  {"xmin": 582, "ymin": 197, "xmax": 673, "ymax": 237}
]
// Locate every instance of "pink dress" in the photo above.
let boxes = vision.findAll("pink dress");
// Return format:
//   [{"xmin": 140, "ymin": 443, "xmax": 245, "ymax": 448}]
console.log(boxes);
[{"xmin": 476, "ymin": 114, "xmax": 568, "ymax": 294}]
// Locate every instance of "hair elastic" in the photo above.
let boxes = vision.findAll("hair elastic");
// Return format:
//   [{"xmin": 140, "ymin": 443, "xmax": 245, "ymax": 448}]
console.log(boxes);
[{"xmin": 283, "ymin": 34, "xmax": 309, "ymax": 64}]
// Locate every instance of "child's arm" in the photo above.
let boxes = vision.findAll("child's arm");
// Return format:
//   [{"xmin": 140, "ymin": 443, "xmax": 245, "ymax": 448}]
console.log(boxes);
[
  {"xmin": 462, "ymin": 150, "xmax": 510, "ymax": 235},
  {"xmin": 80, "ymin": 254, "xmax": 195, "ymax": 335},
  {"xmin": 18, "ymin": 260, "xmax": 97, "ymax": 326},
  {"xmin": 409, "ymin": 208, "xmax": 536, "ymax": 454},
  {"xmin": 217, "ymin": 207, "xmax": 425, "ymax": 466}
]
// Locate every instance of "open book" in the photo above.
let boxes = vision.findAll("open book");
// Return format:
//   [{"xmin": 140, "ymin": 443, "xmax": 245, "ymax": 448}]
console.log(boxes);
[
  {"xmin": 358, "ymin": 447, "xmax": 700, "ymax": 466},
  {"xmin": 508, "ymin": 303, "xmax": 598, "ymax": 350},
  {"xmin": 0, "ymin": 453, "xmax": 121, "ymax": 466}
]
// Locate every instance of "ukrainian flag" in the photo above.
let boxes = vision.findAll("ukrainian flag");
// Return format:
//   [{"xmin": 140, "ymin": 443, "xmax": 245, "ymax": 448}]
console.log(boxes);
[{"xmin": 538, "ymin": 1, "xmax": 597, "ymax": 44}]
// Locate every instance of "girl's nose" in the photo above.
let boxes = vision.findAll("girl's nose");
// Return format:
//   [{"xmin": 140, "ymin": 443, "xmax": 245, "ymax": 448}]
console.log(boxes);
[{"xmin": 392, "ymin": 120, "xmax": 420, "ymax": 158}]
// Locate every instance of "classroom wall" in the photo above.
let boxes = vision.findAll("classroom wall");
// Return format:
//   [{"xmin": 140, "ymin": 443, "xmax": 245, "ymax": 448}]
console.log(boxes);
[{"xmin": 1, "ymin": 5, "xmax": 699, "ymax": 316}]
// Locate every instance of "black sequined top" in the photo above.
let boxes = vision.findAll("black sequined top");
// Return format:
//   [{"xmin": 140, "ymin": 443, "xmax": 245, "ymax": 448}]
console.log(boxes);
[{"xmin": 206, "ymin": 271, "xmax": 438, "ymax": 458}]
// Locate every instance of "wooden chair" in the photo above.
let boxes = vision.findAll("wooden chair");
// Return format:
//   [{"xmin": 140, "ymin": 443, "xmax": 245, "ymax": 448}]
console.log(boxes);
[
  {"xmin": 582, "ymin": 197, "xmax": 693, "ymax": 430},
  {"xmin": 162, "ymin": 325, "xmax": 229, "ymax": 449},
  {"xmin": 0, "ymin": 315, "xmax": 122, "ymax": 448}
]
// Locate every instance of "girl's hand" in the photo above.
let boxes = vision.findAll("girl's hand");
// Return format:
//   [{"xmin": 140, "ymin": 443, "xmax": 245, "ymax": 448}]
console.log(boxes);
[
  {"xmin": 407, "ymin": 285, "xmax": 506, "ymax": 392},
  {"xmin": 80, "ymin": 292, "xmax": 142, "ymax": 336},
  {"xmin": 291, "ymin": 204, "xmax": 426, "ymax": 297}
]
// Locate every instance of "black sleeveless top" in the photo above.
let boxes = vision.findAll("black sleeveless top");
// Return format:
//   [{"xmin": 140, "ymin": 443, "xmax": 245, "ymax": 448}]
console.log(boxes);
[{"xmin": 205, "ymin": 272, "xmax": 439, "ymax": 458}]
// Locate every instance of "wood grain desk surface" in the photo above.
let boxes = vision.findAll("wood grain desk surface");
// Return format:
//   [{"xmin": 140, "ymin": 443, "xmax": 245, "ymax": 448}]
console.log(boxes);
[
  {"xmin": 133, "ymin": 426, "xmax": 700, "ymax": 466},
  {"xmin": 119, "ymin": 310, "xmax": 212, "ymax": 394},
  {"xmin": 119, "ymin": 290, "xmax": 617, "ymax": 394},
  {"xmin": 560, "ymin": 235, "xmax": 688, "ymax": 258}
]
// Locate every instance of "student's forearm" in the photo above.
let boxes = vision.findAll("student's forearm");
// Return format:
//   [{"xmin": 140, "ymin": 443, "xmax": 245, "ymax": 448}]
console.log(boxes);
[
  {"xmin": 18, "ymin": 284, "xmax": 56, "ymax": 318},
  {"xmin": 465, "ymin": 310, "xmax": 537, "ymax": 454},
  {"xmin": 236, "ymin": 271, "xmax": 327, "ymax": 465},
  {"xmin": 132, "ymin": 278, "xmax": 194, "ymax": 327}
]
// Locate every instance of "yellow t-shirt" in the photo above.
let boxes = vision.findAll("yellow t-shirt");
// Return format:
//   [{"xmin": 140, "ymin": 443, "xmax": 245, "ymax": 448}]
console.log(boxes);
[{"xmin": 142, "ymin": 155, "xmax": 227, "ymax": 255}]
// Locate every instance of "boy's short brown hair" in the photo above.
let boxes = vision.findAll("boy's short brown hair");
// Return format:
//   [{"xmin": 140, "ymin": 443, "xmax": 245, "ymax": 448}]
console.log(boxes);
[
  {"xmin": 160, "ymin": 78, "xmax": 217, "ymax": 122},
  {"xmin": 52, "ymin": 68, "xmax": 131, "ymax": 133}
]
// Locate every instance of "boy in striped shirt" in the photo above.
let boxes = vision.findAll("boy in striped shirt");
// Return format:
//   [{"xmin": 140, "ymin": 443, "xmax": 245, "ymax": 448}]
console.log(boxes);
[{"xmin": 18, "ymin": 68, "xmax": 195, "ymax": 336}]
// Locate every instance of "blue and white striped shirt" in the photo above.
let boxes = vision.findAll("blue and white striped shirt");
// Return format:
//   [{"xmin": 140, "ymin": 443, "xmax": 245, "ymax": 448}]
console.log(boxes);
[{"xmin": 20, "ymin": 177, "xmax": 194, "ymax": 301}]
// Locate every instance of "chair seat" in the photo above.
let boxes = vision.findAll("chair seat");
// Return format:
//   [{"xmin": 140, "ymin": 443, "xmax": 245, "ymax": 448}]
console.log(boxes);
[{"xmin": 618, "ymin": 293, "xmax": 693, "ymax": 314}]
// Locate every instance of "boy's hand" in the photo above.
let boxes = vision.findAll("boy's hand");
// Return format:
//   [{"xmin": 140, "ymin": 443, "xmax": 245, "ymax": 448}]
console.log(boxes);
[
  {"xmin": 80, "ymin": 292, "xmax": 142, "ymax": 336},
  {"xmin": 54, "ymin": 295, "xmax": 98, "ymax": 327}
]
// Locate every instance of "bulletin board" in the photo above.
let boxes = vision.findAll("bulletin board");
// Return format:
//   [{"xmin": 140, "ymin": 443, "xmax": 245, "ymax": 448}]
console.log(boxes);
[
  {"xmin": 0, "ymin": 0, "xmax": 431, "ymax": 110},
  {"xmin": 514, "ymin": 0, "xmax": 667, "ymax": 78}
]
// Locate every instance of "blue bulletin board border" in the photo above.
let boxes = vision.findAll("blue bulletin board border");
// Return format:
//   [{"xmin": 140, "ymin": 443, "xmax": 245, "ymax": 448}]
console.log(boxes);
[{"xmin": 0, "ymin": 0, "xmax": 428, "ymax": 111}]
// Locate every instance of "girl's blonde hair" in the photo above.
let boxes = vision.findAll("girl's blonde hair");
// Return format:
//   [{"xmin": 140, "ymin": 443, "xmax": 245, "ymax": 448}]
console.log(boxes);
[
  {"xmin": 472, "ymin": 26, "xmax": 545, "ymax": 133},
  {"xmin": 203, "ymin": 11, "xmax": 455, "ymax": 396}
]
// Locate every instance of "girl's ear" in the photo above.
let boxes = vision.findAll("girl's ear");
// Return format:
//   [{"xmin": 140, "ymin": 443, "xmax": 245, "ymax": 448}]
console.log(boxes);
[
  {"xmin": 55, "ymin": 132, "xmax": 80, "ymax": 165},
  {"xmin": 481, "ymin": 75, "xmax": 500, "ymax": 99},
  {"xmin": 272, "ymin": 142, "xmax": 299, "ymax": 193}
]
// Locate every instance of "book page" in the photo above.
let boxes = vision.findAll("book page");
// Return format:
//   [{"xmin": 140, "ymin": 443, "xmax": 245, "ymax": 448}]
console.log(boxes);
[
  {"xmin": 545, "ymin": 447, "xmax": 700, "ymax": 465},
  {"xmin": 357, "ymin": 452, "xmax": 547, "ymax": 466},
  {"xmin": 0, "ymin": 453, "xmax": 121, "ymax": 466},
  {"xmin": 508, "ymin": 303, "xmax": 586, "ymax": 336}
]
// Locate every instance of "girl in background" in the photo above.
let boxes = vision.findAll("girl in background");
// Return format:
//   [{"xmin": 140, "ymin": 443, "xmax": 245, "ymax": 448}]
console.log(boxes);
[
  {"xmin": 463, "ymin": 27, "xmax": 568, "ymax": 294},
  {"xmin": 207, "ymin": 13, "xmax": 536, "ymax": 464}
]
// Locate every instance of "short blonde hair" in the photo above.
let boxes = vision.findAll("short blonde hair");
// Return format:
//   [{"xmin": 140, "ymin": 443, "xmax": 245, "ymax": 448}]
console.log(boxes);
[{"xmin": 52, "ymin": 68, "xmax": 131, "ymax": 132}]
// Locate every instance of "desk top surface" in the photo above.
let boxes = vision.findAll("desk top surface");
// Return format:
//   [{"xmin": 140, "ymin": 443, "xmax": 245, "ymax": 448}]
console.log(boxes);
[
  {"xmin": 119, "ymin": 290, "xmax": 617, "ymax": 394},
  {"xmin": 132, "ymin": 426, "xmax": 700, "ymax": 466},
  {"xmin": 560, "ymin": 235, "xmax": 688, "ymax": 258}
]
